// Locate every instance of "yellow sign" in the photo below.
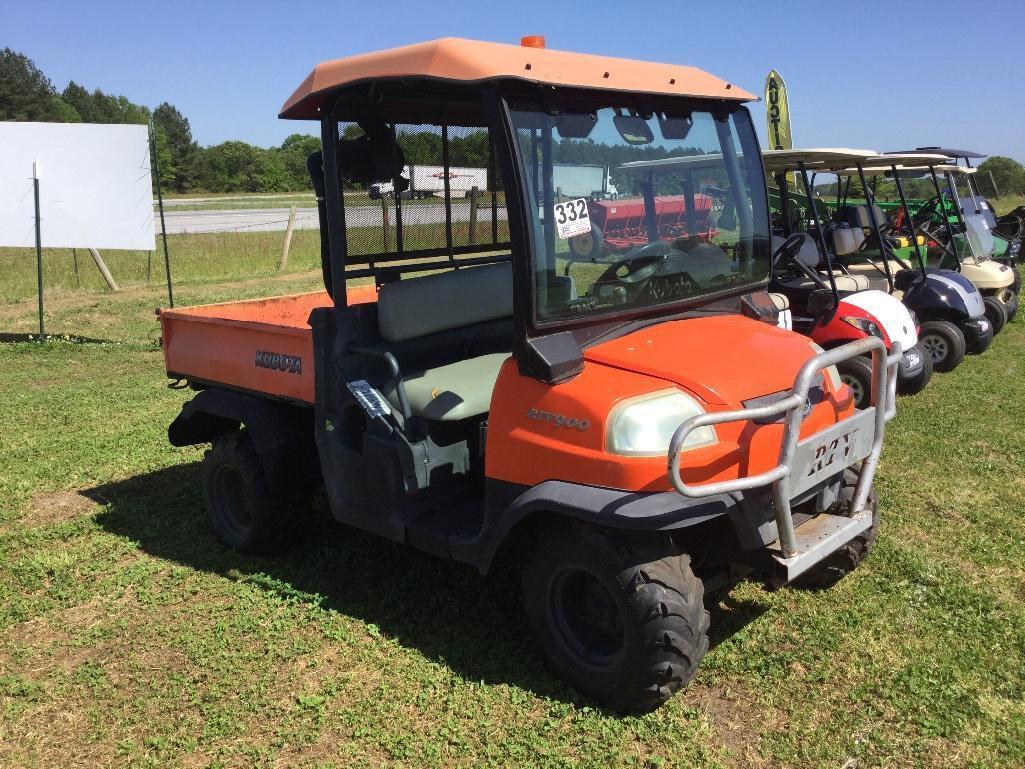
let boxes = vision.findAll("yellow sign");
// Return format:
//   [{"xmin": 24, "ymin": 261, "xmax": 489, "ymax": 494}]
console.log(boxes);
[{"xmin": 764, "ymin": 70, "xmax": 793, "ymax": 150}]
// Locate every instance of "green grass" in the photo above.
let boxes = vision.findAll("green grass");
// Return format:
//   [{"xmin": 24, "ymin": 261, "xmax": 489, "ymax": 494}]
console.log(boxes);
[
  {"xmin": 993, "ymin": 194, "xmax": 1025, "ymax": 217},
  {"xmin": 1, "ymin": 234, "xmax": 1025, "ymax": 766}
]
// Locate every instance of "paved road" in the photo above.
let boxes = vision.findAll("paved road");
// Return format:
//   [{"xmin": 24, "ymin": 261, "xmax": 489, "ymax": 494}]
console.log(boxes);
[{"xmin": 159, "ymin": 202, "xmax": 506, "ymax": 234}]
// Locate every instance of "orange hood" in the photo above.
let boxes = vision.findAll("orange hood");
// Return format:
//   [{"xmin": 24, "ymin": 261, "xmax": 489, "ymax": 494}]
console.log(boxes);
[{"xmin": 584, "ymin": 315, "xmax": 816, "ymax": 406}]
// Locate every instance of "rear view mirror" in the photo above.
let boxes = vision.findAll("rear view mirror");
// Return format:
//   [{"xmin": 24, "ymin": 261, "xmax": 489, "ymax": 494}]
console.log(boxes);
[
  {"xmin": 555, "ymin": 113, "xmax": 597, "ymax": 139},
  {"xmin": 613, "ymin": 114, "xmax": 654, "ymax": 145},
  {"xmin": 658, "ymin": 113, "xmax": 692, "ymax": 140}
]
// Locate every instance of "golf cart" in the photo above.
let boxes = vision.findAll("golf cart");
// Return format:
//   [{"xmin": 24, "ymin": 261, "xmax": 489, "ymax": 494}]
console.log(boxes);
[
  {"xmin": 895, "ymin": 147, "xmax": 1021, "ymax": 286},
  {"xmin": 159, "ymin": 37, "xmax": 901, "ymax": 712},
  {"xmin": 762, "ymin": 149, "xmax": 930, "ymax": 407},
  {"xmin": 894, "ymin": 160, "xmax": 1018, "ymax": 329},
  {"xmin": 826, "ymin": 154, "xmax": 993, "ymax": 372}
]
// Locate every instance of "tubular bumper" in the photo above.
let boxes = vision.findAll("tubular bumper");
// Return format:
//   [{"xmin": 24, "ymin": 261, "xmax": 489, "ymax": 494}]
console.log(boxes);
[{"xmin": 667, "ymin": 338, "xmax": 900, "ymax": 562}]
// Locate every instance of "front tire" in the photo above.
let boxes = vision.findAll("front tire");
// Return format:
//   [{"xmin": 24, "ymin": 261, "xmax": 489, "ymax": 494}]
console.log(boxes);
[
  {"xmin": 983, "ymin": 296, "xmax": 1007, "ymax": 334},
  {"xmin": 837, "ymin": 355, "xmax": 874, "ymax": 409},
  {"xmin": 918, "ymin": 320, "xmax": 967, "ymax": 373},
  {"xmin": 896, "ymin": 343, "xmax": 933, "ymax": 396},
  {"xmin": 796, "ymin": 467, "xmax": 879, "ymax": 589},
  {"xmin": 521, "ymin": 523, "xmax": 709, "ymax": 713},
  {"xmin": 202, "ymin": 430, "xmax": 310, "ymax": 554}
]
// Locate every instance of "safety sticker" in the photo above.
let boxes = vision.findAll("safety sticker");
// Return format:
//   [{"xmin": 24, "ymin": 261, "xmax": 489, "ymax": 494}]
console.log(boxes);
[{"xmin": 553, "ymin": 198, "xmax": 591, "ymax": 239}]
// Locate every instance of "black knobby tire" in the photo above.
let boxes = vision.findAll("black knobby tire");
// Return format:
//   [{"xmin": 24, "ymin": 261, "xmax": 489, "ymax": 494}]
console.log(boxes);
[
  {"xmin": 521, "ymin": 523, "xmax": 709, "ymax": 713},
  {"xmin": 567, "ymin": 223, "xmax": 604, "ymax": 260},
  {"xmin": 837, "ymin": 355, "xmax": 874, "ymax": 409},
  {"xmin": 983, "ymin": 296, "xmax": 1007, "ymax": 335},
  {"xmin": 202, "ymin": 430, "xmax": 310, "ymax": 554},
  {"xmin": 796, "ymin": 467, "xmax": 880, "ymax": 590},
  {"xmin": 896, "ymin": 343, "xmax": 933, "ymax": 396},
  {"xmin": 918, "ymin": 320, "xmax": 967, "ymax": 373}
]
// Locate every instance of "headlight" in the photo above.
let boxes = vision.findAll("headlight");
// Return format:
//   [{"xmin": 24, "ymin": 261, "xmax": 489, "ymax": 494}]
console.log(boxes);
[
  {"xmin": 607, "ymin": 389, "xmax": 716, "ymax": 456},
  {"xmin": 842, "ymin": 316, "xmax": 884, "ymax": 339},
  {"xmin": 807, "ymin": 341, "xmax": 842, "ymax": 391}
]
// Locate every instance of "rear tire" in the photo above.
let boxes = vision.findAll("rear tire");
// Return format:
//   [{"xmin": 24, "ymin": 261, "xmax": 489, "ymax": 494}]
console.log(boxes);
[
  {"xmin": 983, "ymin": 296, "xmax": 1007, "ymax": 334},
  {"xmin": 837, "ymin": 355, "xmax": 874, "ymax": 409},
  {"xmin": 796, "ymin": 467, "xmax": 879, "ymax": 589},
  {"xmin": 896, "ymin": 343, "xmax": 933, "ymax": 396},
  {"xmin": 918, "ymin": 320, "xmax": 966, "ymax": 373},
  {"xmin": 202, "ymin": 430, "xmax": 310, "ymax": 554},
  {"xmin": 521, "ymin": 522, "xmax": 709, "ymax": 713}
]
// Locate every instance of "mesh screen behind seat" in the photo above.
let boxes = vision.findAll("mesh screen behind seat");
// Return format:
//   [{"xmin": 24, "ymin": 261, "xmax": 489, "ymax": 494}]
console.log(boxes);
[{"xmin": 335, "ymin": 121, "xmax": 511, "ymax": 281}]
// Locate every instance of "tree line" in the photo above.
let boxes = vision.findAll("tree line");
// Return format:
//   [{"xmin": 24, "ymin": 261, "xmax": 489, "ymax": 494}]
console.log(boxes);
[
  {"xmin": 0, "ymin": 47, "xmax": 320, "ymax": 194},
  {"xmin": 4, "ymin": 46, "xmax": 1024, "ymax": 198}
]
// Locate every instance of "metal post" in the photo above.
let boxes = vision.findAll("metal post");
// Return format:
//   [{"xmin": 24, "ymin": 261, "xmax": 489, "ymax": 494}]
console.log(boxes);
[
  {"xmin": 149, "ymin": 120, "xmax": 174, "ymax": 307},
  {"xmin": 928, "ymin": 165, "xmax": 960, "ymax": 265},
  {"xmin": 468, "ymin": 185, "xmax": 479, "ymax": 244},
  {"xmin": 795, "ymin": 161, "xmax": 839, "ymax": 300},
  {"xmin": 279, "ymin": 205, "xmax": 297, "ymax": 270},
  {"xmin": 857, "ymin": 165, "xmax": 895, "ymax": 291},
  {"xmin": 441, "ymin": 124, "xmax": 454, "ymax": 262},
  {"xmin": 380, "ymin": 195, "xmax": 391, "ymax": 253},
  {"xmin": 72, "ymin": 248, "xmax": 80, "ymax": 288},
  {"xmin": 989, "ymin": 170, "xmax": 1000, "ymax": 198},
  {"xmin": 33, "ymin": 163, "xmax": 44, "ymax": 337},
  {"xmin": 890, "ymin": 165, "xmax": 928, "ymax": 278}
]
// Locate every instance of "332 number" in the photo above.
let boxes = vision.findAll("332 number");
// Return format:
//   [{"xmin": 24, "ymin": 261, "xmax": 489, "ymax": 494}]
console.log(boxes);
[{"xmin": 554, "ymin": 199, "xmax": 588, "ymax": 225}]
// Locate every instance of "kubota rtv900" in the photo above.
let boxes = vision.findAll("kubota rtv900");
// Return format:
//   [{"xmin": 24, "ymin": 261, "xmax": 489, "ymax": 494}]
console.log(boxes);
[{"xmin": 161, "ymin": 37, "xmax": 900, "ymax": 712}]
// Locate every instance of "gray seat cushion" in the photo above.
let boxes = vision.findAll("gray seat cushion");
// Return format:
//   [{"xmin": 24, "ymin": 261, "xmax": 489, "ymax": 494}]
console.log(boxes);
[
  {"xmin": 385, "ymin": 353, "xmax": 510, "ymax": 421},
  {"xmin": 377, "ymin": 263, "xmax": 513, "ymax": 343}
]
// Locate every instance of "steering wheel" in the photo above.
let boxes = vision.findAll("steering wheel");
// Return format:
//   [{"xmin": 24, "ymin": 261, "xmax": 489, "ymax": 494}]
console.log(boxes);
[
  {"xmin": 772, "ymin": 233, "xmax": 831, "ymax": 292},
  {"xmin": 771, "ymin": 233, "xmax": 808, "ymax": 269},
  {"xmin": 595, "ymin": 240, "xmax": 672, "ymax": 287}
]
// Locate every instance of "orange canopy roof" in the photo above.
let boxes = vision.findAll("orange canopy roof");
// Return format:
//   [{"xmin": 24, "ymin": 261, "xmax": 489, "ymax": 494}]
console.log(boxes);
[{"xmin": 279, "ymin": 37, "xmax": 756, "ymax": 119}]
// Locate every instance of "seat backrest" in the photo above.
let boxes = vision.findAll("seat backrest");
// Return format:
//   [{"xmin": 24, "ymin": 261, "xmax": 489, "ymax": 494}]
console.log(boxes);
[
  {"xmin": 831, "ymin": 226, "xmax": 859, "ymax": 257},
  {"xmin": 844, "ymin": 204, "xmax": 887, "ymax": 231},
  {"xmin": 850, "ymin": 226, "xmax": 866, "ymax": 248},
  {"xmin": 772, "ymin": 233, "xmax": 821, "ymax": 269},
  {"xmin": 795, "ymin": 234, "xmax": 821, "ymax": 268},
  {"xmin": 377, "ymin": 262, "xmax": 513, "ymax": 343}
]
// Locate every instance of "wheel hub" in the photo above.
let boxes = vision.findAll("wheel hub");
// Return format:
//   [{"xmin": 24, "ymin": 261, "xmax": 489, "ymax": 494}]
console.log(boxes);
[
  {"xmin": 841, "ymin": 374, "xmax": 865, "ymax": 406},
  {"xmin": 920, "ymin": 334, "xmax": 948, "ymax": 362},
  {"xmin": 550, "ymin": 567, "xmax": 626, "ymax": 668}
]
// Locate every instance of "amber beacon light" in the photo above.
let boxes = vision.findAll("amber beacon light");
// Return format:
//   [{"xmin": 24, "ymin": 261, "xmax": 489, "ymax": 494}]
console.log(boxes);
[{"xmin": 520, "ymin": 35, "xmax": 546, "ymax": 48}]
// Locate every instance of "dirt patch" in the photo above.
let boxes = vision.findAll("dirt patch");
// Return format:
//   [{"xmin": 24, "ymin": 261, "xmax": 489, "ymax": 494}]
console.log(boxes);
[
  {"xmin": 688, "ymin": 681, "xmax": 776, "ymax": 768},
  {"xmin": 24, "ymin": 489, "xmax": 97, "ymax": 528}
]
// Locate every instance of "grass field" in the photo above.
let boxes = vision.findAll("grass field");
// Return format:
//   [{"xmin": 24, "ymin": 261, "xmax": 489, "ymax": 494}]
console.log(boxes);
[{"xmin": 1, "ymin": 231, "xmax": 1025, "ymax": 767}]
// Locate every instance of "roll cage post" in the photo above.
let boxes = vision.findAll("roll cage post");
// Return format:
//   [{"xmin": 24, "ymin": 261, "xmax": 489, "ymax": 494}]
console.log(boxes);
[
  {"xmin": 926, "ymin": 164, "xmax": 965, "ymax": 268},
  {"xmin": 854, "ymin": 163, "xmax": 903, "ymax": 291},
  {"xmin": 794, "ymin": 161, "xmax": 840, "ymax": 302},
  {"xmin": 886, "ymin": 162, "xmax": 930, "ymax": 281},
  {"xmin": 943, "ymin": 168, "xmax": 981, "ymax": 260},
  {"xmin": 321, "ymin": 96, "xmax": 349, "ymax": 306}
]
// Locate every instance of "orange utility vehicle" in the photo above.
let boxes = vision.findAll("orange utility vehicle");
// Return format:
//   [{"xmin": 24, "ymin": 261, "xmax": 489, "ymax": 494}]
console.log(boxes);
[{"xmin": 161, "ymin": 38, "xmax": 901, "ymax": 712}]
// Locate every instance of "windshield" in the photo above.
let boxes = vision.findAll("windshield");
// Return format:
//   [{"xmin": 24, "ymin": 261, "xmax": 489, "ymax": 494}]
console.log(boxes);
[{"xmin": 510, "ymin": 103, "xmax": 770, "ymax": 324}]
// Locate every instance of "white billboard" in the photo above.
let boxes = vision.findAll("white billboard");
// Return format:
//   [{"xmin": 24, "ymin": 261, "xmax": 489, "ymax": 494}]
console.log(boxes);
[{"xmin": 0, "ymin": 122, "xmax": 155, "ymax": 250}]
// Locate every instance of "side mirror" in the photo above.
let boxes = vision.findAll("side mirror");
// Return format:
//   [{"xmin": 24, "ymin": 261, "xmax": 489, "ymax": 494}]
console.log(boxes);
[
  {"xmin": 555, "ymin": 113, "xmax": 597, "ymax": 139},
  {"xmin": 613, "ymin": 114, "xmax": 654, "ymax": 145}
]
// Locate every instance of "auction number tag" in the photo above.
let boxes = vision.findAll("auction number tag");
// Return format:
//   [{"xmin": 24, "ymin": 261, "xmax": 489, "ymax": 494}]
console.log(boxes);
[{"xmin": 553, "ymin": 198, "xmax": 591, "ymax": 239}]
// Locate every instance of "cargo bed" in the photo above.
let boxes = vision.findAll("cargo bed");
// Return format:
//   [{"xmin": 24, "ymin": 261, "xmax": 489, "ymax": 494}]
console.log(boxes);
[{"xmin": 160, "ymin": 286, "xmax": 376, "ymax": 405}]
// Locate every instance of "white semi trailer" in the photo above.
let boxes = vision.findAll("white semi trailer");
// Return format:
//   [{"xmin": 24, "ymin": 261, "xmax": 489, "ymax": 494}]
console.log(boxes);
[{"xmin": 369, "ymin": 165, "xmax": 488, "ymax": 199}]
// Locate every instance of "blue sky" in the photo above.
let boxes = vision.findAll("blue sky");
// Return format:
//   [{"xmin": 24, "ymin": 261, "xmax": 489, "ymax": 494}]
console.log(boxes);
[{"xmin": 4, "ymin": 0, "xmax": 1023, "ymax": 163}]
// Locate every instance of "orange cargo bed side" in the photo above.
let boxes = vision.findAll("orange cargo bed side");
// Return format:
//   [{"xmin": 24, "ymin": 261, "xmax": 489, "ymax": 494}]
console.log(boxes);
[{"xmin": 160, "ymin": 286, "xmax": 376, "ymax": 405}]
